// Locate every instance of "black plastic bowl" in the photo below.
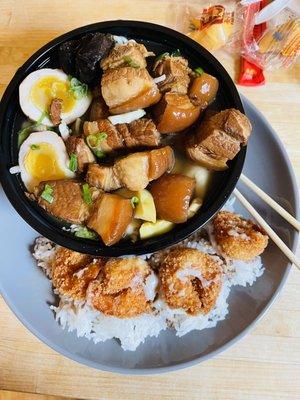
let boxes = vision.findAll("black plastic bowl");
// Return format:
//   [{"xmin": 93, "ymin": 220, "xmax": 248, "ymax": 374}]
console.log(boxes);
[{"xmin": 0, "ymin": 20, "xmax": 245, "ymax": 257}]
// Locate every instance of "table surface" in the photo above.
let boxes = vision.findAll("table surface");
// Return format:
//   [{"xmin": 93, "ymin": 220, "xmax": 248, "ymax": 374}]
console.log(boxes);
[{"xmin": 0, "ymin": 1, "xmax": 299, "ymax": 399}]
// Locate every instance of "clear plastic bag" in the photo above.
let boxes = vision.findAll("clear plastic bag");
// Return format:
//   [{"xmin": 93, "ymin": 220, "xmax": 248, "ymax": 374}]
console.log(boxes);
[
  {"xmin": 184, "ymin": 1, "xmax": 236, "ymax": 51},
  {"xmin": 228, "ymin": 3, "xmax": 300, "ymax": 70}
]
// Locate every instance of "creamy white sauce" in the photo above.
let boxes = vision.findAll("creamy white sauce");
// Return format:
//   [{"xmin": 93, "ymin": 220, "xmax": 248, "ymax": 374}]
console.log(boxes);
[
  {"xmin": 228, "ymin": 228, "xmax": 250, "ymax": 241},
  {"xmin": 176, "ymin": 268, "xmax": 213, "ymax": 288},
  {"xmin": 143, "ymin": 272, "xmax": 158, "ymax": 301},
  {"xmin": 130, "ymin": 274, "xmax": 143, "ymax": 289},
  {"xmin": 73, "ymin": 266, "xmax": 89, "ymax": 278},
  {"xmin": 201, "ymin": 83, "xmax": 210, "ymax": 94}
]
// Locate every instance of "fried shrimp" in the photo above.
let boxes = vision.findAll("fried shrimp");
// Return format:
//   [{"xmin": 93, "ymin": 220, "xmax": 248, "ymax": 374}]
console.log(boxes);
[
  {"xmin": 51, "ymin": 248, "xmax": 104, "ymax": 300},
  {"xmin": 212, "ymin": 211, "xmax": 268, "ymax": 261},
  {"xmin": 87, "ymin": 257, "xmax": 158, "ymax": 318},
  {"xmin": 159, "ymin": 248, "xmax": 222, "ymax": 315}
]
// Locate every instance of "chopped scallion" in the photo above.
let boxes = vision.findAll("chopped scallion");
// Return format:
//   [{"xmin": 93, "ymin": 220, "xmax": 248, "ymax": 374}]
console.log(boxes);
[
  {"xmin": 86, "ymin": 134, "xmax": 98, "ymax": 148},
  {"xmin": 171, "ymin": 49, "xmax": 181, "ymax": 57},
  {"xmin": 41, "ymin": 184, "xmax": 54, "ymax": 204},
  {"xmin": 194, "ymin": 67, "xmax": 204, "ymax": 76},
  {"xmin": 155, "ymin": 52, "xmax": 169, "ymax": 62},
  {"xmin": 93, "ymin": 149, "xmax": 105, "ymax": 159},
  {"xmin": 18, "ymin": 111, "xmax": 49, "ymax": 147},
  {"xmin": 98, "ymin": 132, "xmax": 107, "ymax": 141},
  {"xmin": 131, "ymin": 196, "xmax": 139, "ymax": 208},
  {"xmin": 69, "ymin": 153, "xmax": 78, "ymax": 172},
  {"xmin": 74, "ymin": 227, "xmax": 98, "ymax": 240},
  {"xmin": 30, "ymin": 144, "xmax": 40, "ymax": 150},
  {"xmin": 68, "ymin": 76, "xmax": 88, "ymax": 99},
  {"xmin": 123, "ymin": 56, "xmax": 140, "ymax": 68},
  {"xmin": 86, "ymin": 132, "xmax": 107, "ymax": 149},
  {"xmin": 18, "ymin": 126, "xmax": 33, "ymax": 148},
  {"xmin": 82, "ymin": 183, "xmax": 92, "ymax": 205},
  {"xmin": 36, "ymin": 110, "xmax": 49, "ymax": 125}
]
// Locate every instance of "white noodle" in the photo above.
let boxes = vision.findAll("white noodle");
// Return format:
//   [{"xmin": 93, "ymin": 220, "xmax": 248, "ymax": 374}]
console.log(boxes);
[
  {"xmin": 153, "ymin": 74, "xmax": 166, "ymax": 84},
  {"xmin": 108, "ymin": 109, "xmax": 146, "ymax": 125}
]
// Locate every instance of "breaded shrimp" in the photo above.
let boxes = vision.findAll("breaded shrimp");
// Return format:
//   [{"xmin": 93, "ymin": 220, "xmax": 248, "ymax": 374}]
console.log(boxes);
[
  {"xmin": 159, "ymin": 248, "xmax": 222, "ymax": 315},
  {"xmin": 87, "ymin": 258, "xmax": 158, "ymax": 318},
  {"xmin": 212, "ymin": 211, "xmax": 268, "ymax": 261},
  {"xmin": 51, "ymin": 248, "xmax": 104, "ymax": 300}
]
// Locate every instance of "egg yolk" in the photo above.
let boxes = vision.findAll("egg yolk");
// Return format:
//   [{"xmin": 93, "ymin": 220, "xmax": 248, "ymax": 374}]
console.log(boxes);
[
  {"xmin": 30, "ymin": 76, "xmax": 76, "ymax": 113},
  {"xmin": 25, "ymin": 143, "xmax": 67, "ymax": 189}
]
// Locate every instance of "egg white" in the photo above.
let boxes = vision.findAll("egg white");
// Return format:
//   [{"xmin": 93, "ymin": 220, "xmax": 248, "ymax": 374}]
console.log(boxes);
[
  {"xmin": 19, "ymin": 68, "xmax": 92, "ymax": 126},
  {"xmin": 19, "ymin": 130, "xmax": 75, "ymax": 192}
]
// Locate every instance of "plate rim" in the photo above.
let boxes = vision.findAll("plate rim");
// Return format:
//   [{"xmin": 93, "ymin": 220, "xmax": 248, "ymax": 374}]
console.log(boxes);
[{"xmin": 0, "ymin": 94, "xmax": 299, "ymax": 375}]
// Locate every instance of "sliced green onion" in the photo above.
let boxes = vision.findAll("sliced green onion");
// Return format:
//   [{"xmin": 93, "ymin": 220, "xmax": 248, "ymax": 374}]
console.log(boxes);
[
  {"xmin": 98, "ymin": 132, "xmax": 107, "ymax": 141},
  {"xmin": 30, "ymin": 144, "xmax": 39, "ymax": 150},
  {"xmin": 86, "ymin": 134, "xmax": 98, "ymax": 148},
  {"xmin": 69, "ymin": 153, "xmax": 78, "ymax": 172},
  {"xmin": 155, "ymin": 52, "xmax": 169, "ymax": 62},
  {"xmin": 131, "ymin": 196, "xmax": 139, "ymax": 208},
  {"xmin": 123, "ymin": 56, "xmax": 140, "ymax": 68},
  {"xmin": 36, "ymin": 110, "xmax": 49, "ymax": 125},
  {"xmin": 68, "ymin": 76, "xmax": 88, "ymax": 99},
  {"xmin": 18, "ymin": 126, "xmax": 33, "ymax": 147},
  {"xmin": 171, "ymin": 49, "xmax": 181, "ymax": 57},
  {"xmin": 74, "ymin": 226, "xmax": 98, "ymax": 240},
  {"xmin": 41, "ymin": 184, "xmax": 54, "ymax": 204},
  {"xmin": 86, "ymin": 132, "xmax": 107, "ymax": 149},
  {"xmin": 194, "ymin": 67, "xmax": 204, "ymax": 76},
  {"xmin": 82, "ymin": 183, "xmax": 92, "ymax": 205},
  {"xmin": 93, "ymin": 149, "xmax": 105, "ymax": 159},
  {"xmin": 18, "ymin": 111, "xmax": 49, "ymax": 147}
]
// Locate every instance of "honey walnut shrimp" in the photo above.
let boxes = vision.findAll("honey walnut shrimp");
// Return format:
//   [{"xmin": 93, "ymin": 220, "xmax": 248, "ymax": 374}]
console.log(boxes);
[
  {"xmin": 87, "ymin": 258, "xmax": 156, "ymax": 318},
  {"xmin": 159, "ymin": 248, "xmax": 222, "ymax": 315},
  {"xmin": 212, "ymin": 211, "xmax": 268, "ymax": 261}
]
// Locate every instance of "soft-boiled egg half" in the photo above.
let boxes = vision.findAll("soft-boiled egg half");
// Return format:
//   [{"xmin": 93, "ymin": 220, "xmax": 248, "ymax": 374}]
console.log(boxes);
[
  {"xmin": 19, "ymin": 68, "xmax": 92, "ymax": 126},
  {"xmin": 19, "ymin": 131, "xmax": 75, "ymax": 192}
]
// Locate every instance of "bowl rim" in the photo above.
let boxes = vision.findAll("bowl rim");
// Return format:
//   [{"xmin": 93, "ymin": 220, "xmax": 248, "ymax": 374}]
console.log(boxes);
[{"xmin": 0, "ymin": 19, "xmax": 246, "ymax": 257}]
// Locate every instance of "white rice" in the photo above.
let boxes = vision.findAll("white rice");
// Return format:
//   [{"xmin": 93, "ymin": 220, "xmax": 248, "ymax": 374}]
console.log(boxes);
[{"xmin": 33, "ymin": 197, "xmax": 265, "ymax": 351}]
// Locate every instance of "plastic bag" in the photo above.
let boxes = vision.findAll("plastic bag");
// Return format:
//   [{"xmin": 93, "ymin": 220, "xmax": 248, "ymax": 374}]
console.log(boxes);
[
  {"xmin": 184, "ymin": 1, "xmax": 236, "ymax": 51},
  {"xmin": 229, "ymin": 2, "xmax": 300, "ymax": 70}
]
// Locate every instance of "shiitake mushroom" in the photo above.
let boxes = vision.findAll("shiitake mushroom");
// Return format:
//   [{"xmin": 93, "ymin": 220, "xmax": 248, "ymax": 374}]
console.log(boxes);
[{"xmin": 59, "ymin": 33, "xmax": 114, "ymax": 84}]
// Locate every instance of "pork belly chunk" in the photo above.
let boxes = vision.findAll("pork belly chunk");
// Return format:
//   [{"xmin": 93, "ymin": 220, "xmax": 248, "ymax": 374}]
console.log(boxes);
[
  {"xmin": 186, "ymin": 109, "xmax": 252, "ymax": 171},
  {"xmin": 65, "ymin": 136, "xmax": 96, "ymax": 172},
  {"xmin": 153, "ymin": 55, "xmax": 191, "ymax": 94},
  {"xmin": 101, "ymin": 67, "xmax": 161, "ymax": 114},
  {"xmin": 100, "ymin": 41, "xmax": 154, "ymax": 71},
  {"xmin": 117, "ymin": 118, "xmax": 160, "ymax": 148},
  {"xmin": 85, "ymin": 146, "xmax": 174, "ymax": 192},
  {"xmin": 87, "ymin": 193, "xmax": 133, "ymax": 246},
  {"xmin": 34, "ymin": 180, "xmax": 100, "ymax": 224},
  {"xmin": 83, "ymin": 118, "xmax": 160, "ymax": 153},
  {"xmin": 83, "ymin": 119, "xmax": 123, "ymax": 152}
]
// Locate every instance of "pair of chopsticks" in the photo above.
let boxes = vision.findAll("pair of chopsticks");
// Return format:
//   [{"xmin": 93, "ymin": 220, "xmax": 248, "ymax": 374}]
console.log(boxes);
[{"xmin": 234, "ymin": 173, "xmax": 300, "ymax": 270}]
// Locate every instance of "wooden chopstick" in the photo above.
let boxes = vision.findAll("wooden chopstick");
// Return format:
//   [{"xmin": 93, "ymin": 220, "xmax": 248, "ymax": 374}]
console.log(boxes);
[
  {"xmin": 233, "ymin": 188, "xmax": 300, "ymax": 271},
  {"xmin": 240, "ymin": 173, "xmax": 300, "ymax": 231}
]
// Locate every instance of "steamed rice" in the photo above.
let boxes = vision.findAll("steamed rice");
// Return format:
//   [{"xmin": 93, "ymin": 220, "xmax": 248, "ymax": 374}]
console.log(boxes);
[{"xmin": 33, "ymin": 198, "xmax": 265, "ymax": 351}]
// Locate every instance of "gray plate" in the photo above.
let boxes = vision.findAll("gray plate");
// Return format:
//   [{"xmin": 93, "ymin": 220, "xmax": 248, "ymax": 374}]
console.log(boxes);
[{"xmin": 0, "ymin": 96, "xmax": 299, "ymax": 374}]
